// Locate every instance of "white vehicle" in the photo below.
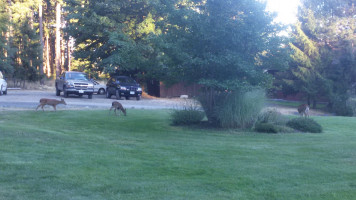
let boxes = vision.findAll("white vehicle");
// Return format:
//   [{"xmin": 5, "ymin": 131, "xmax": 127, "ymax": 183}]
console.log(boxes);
[
  {"xmin": 91, "ymin": 79, "xmax": 106, "ymax": 95},
  {"xmin": 0, "ymin": 71, "xmax": 8, "ymax": 95}
]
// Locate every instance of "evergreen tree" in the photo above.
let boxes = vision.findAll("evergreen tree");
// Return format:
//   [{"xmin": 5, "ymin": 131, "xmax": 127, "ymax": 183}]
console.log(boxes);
[
  {"xmin": 284, "ymin": 18, "xmax": 328, "ymax": 108},
  {"xmin": 299, "ymin": 0, "xmax": 355, "ymax": 114},
  {"xmin": 0, "ymin": 0, "xmax": 14, "ymax": 74},
  {"xmin": 10, "ymin": 0, "xmax": 42, "ymax": 83}
]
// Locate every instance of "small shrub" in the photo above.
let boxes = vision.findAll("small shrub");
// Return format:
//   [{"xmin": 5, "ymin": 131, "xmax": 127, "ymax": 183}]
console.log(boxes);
[
  {"xmin": 254, "ymin": 123, "xmax": 278, "ymax": 133},
  {"xmin": 257, "ymin": 108, "xmax": 287, "ymax": 125},
  {"xmin": 170, "ymin": 100, "xmax": 205, "ymax": 125},
  {"xmin": 274, "ymin": 125, "xmax": 295, "ymax": 133},
  {"xmin": 286, "ymin": 118, "xmax": 323, "ymax": 133},
  {"xmin": 255, "ymin": 109, "xmax": 293, "ymax": 133}
]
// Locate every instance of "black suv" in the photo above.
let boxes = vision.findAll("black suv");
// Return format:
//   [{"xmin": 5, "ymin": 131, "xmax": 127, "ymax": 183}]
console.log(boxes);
[{"xmin": 106, "ymin": 76, "xmax": 142, "ymax": 100}]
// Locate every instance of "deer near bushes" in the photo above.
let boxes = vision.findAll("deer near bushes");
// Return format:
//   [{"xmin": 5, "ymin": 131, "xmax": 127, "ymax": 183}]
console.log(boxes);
[
  {"xmin": 36, "ymin": 98, "xmax": 67, "ymax": 111},
  {"xmin": 109, "ymin": 101, "xmax": 126, "ymax": 116},
  {"xmin": 297, "ymin": 104, "xmax": 310, "ymax": 117}
]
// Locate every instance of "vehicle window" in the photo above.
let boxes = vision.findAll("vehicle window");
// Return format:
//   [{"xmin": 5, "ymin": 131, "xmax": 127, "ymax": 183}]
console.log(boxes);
[
  {"xmin": 66, "ymin": 73, "xmax": 89, "ymax": 80},
  {"xmin": 116, "ymin": 77, "xmax": 136, "ymax": 84}
]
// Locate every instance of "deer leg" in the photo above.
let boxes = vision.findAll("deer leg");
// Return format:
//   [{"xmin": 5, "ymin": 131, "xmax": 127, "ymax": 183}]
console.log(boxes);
[
  {"xmin": 53, "ymin": 105, "xmax": 57, "ymax": 111},
  {"xmin": 109, "ymin": 106, "xmax": 113, "ymax": 115},
  {"xmin": 36, "ymin": 104, "xmax": 41, "ymax": 111},
  {"xmin": 114, "ymin": 108, "xmax": 117, "ymax": 115},
  {"xmin": 41, "ymin": 105, "xmax": 45, "ymax": 111}
]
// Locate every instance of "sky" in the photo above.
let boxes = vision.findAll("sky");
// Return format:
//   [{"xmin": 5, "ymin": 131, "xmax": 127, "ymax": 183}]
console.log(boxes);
[{"xmin": 265, "ymin": 0, "xmax": 301, "ymax": 24}]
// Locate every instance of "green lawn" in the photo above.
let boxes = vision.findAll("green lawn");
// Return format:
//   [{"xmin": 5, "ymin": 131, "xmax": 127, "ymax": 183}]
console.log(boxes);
[
  {"xmin": 267, "ymin": 99, "xmax": 328, "ymax": 110},
  {"xmin": 0, "ymin": 109, "xmax": 355, "ymax": 200}
]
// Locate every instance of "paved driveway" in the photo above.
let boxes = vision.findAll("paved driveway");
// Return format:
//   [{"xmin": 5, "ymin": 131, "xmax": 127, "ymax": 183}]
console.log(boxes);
[{"xmin": 0, "ymin": 90, "xmax": 189, "ymax": 111}]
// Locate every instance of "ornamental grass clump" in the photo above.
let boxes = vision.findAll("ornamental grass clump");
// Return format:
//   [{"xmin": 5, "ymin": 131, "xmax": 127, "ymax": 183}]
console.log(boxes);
[{"xmin": 199, "ymin": 88, "xmax": 265, "ymax": 129}]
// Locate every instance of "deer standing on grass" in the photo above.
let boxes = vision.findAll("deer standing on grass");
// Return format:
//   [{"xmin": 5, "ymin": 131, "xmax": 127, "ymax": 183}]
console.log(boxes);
[
  {"xmin": 36, "ymin": 98, "xmax": 66, "ymax": 111},
  {"xmin": 298, "ymin": 104, "xmax": 310, "ymax": 117},
  {"xmin": 110, "ymin": 101, "xmax": 126, "ymax": 116}
]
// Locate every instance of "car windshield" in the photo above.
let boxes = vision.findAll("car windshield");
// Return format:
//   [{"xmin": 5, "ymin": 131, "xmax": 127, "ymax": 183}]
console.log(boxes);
[
  {"xmin": 116, "ymin": 77, "xmax": 136, "ymax": 84},
  {"xmin": 66, "ymin": 73, "xmax": 89, "ymax": 80}
]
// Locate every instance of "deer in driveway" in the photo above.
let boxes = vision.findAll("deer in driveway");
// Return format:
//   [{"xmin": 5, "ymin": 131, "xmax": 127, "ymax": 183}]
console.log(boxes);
[
  {"xmin": 297, "ymin": 104, "xmax": 310, "ymax": 117},
  {"xmin": 109, "ymin": 101, "xmax": 127, "ymax": 116},
  {"xmin": 36, "ymin": 98, "xmax": 67, "ymax": 111}
]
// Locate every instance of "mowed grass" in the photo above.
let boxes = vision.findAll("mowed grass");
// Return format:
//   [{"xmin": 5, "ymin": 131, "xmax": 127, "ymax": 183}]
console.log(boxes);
[
  {"xmin": 267, "ymin": 99, "xmax": 328, "ymax": 110},
  {"xmin": 0, "ymin": 109, "xmax": 356, "ymax": 200}
]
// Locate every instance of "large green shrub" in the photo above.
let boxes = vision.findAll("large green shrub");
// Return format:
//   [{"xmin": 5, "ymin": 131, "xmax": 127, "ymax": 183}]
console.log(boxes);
[
  {"xmin": 286, "ymin": 118, "xmax": 323, "ymax": 133},
  {"xmin": 199, "ymin": 88, "xmax": 265, "ymax": 129},
  {"xmin": 170, "ymin": 100, "xmax": 205, "ymax": 126},
  {"xmin": 330, "ymin": 95, "xmax": 353, "ymax": 116}
]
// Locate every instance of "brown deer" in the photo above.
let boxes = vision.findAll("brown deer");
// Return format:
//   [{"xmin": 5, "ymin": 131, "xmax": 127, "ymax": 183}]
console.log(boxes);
[
  {"xmin": 36, "ymin": 98, "xmax": 67, "ymax": 111},
  {"xmin": 109, "ymin": 101, "xmax": 126, "ymax": 116},
  {"xmin": 297, "ymin": 104, "xmax": 310, "ymax": 117}
]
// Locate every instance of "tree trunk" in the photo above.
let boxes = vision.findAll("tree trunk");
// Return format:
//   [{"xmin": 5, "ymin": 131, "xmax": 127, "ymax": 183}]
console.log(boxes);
[
  {"xmin": 55, "ymin": 1, "xmax": 61, "ymax": 78},
  {"xmin": 61, "ymin": 38, "xmax": 66, "ymax": 71},
  {"xmin": 312, "ymin": 99, "xmax": 317, "ymax": 109},
  {"xmin": 67, "ymin": 38, "xmax": 71, "ymax": 71},
  {"xmin": 6, "ymin": 0, "xmax": 12, "ymax": 61},
  {"xmin": 45, "ymin": 34, "xmax": 51, "ymax": 77},
  {"xmin": 39, "ymin": 2, "xmax": 45, "ymax": 84}
]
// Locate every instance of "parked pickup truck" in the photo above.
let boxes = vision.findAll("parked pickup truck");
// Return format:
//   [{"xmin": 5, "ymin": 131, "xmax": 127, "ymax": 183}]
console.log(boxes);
[{"xmin": 55, "ymin": 71, "xmax": 94, "ymax": 99}]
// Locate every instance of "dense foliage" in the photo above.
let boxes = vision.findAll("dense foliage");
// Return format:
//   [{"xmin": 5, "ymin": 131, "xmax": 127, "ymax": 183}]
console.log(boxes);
[
  {"xmin": 154, "ymin": 0, "xmax": 285, "ymax": 89},
  {"xmin": 278, "ymin": 0, "xmax": 355, "ymax": 114},
  {"xmin": 65, "ymin": 0, "xmax": 158, "ymax": 77},
  {"xmin": 286, "ymin": 117, "xmax": 323, "ymax": 133}
]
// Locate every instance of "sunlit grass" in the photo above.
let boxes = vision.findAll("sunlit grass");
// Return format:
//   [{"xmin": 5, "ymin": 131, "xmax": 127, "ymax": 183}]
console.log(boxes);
[{"xmin": 0, "ymin": 110, "xmax": 355, "ymax": 199}]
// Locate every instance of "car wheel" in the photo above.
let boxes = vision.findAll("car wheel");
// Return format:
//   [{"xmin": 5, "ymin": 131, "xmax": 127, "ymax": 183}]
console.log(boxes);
[
  {"xmin": 63, "ymin": 86, "xmax": 68, "ymax": 98},
  {"xmin": 0, "ymin": 85, "xmax": 2, "ymax": 96},
  {"xmin": 3, "ymin": 88, "xmax": 7, "ymax": 95},
  {"xmin": 136, "ymin": 95, "xmax": 141, "ymax": 101},
  {"xmin": 78, "ymin": 94, "xmax": 83, "ymax": 97},
  {"xmin": 106, "ymin": 90, "xmax": 111, "ymax": 98},
  {"xmin": 56, "ymin": 85, "xmax": 60, "ymax": 96},
  {"xmin": 88, "ymin": 93, "xmax": 93, "ymax": 99},
  {"xmin": 115, "ymin": 90, "xmax": 121, "ymax": 100},
  {"xmin": 125, "ymin": 96, "xmax": 130, "ymax": 100},
  {"xmin": 98, "ymin": 88, "xmax": 105, "ymax": 95}
]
